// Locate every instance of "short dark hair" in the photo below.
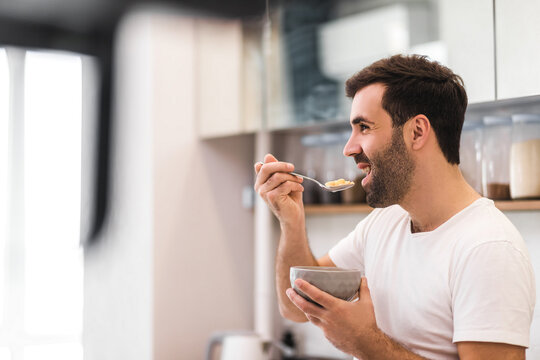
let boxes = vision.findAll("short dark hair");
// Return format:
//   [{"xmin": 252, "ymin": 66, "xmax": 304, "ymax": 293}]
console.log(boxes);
[{"xmin": 345, "ymin": 54, "xmax": 468, "ymax": 165}]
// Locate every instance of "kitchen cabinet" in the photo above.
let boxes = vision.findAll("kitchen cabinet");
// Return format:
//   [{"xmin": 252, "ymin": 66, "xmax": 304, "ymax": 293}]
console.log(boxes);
[
  {"xmin": 495, "ymin": 0, "xmax": 540, "ymax": 99},
  {"xmin": 265, "ymin": 0, "xmax": 499, "ymax": 132},
  {"xmin": 196, "ymin": 0, "xmax": 540, "ymax": 138},
  {"xmin": 195, "ymin": 18, "xmax": 263, "ymax": 138},
  {"xmin": 438, "ymin": 0, "xmax": 495, "ymax": 103}
]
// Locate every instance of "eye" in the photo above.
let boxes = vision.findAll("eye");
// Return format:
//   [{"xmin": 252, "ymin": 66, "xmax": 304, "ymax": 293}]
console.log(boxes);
[{"xmin": 359, "ymin": 123, "xmax": 370, "ymax": 132}]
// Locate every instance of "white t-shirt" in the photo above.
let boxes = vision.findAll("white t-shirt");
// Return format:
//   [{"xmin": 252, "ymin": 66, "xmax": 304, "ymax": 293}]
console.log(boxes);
[{"xmin": 328, "ymin": 198, "xmax": 535, "ymax": 360}]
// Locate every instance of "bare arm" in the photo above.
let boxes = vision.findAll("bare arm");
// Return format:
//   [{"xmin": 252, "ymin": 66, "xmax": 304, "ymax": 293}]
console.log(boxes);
[
  {"xmin": 457, "ymin": 342, "xmax": 525, "ymax": 360},
  {"xmin": 254, "ymin": 154, "xmax": 336, "ymax": 322},
  {"xmin": 275, "ymin": 226, "xmax": 337, "ymax": 321}
]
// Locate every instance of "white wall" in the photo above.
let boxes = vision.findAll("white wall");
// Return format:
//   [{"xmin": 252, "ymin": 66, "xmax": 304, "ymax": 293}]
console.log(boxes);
[
  {"xmin": 84, "ymin": 11, "xmax": 154, "ymax": 360},
  {"xmin": 84, "ymin": 8, "xmax": 256, "ymax": 360},
  {"xmin": 285, "ymin": 210, "xmax": 540, "ymax": 359},
  {"xmin": 149, "ymin": 10, "xmax": 255, "ymax": 359}
]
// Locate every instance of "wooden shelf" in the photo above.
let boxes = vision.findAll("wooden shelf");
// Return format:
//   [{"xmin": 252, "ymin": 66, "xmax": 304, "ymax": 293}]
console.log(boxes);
[
  {"xmin": 492, "ymin": 199, "xmax": 540, "ymax": 211},
  {"xmin": 305, "ymin": 200, "xmax": 540, "ymax": 215},
  {"xmin": 305, "ymin": 204, "xmax": 373, "ymax": 214}
]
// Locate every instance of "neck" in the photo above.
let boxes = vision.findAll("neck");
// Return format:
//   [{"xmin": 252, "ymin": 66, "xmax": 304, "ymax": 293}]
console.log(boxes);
[{"xmin": 400, "ymin": 161, "xmax": 481, "ymax": 233}]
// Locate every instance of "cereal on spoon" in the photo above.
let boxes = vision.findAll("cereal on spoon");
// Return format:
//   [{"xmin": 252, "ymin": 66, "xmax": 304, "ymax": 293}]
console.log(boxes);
[{"xmin": 324, "ymin": 178, "xmax": 354, "ymax": 188}]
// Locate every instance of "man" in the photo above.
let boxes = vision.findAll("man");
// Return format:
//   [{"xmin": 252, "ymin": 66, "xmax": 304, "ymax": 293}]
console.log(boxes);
[{"xmin": 254, "ymin": 55, "xmax": 535, "ymax": 359}]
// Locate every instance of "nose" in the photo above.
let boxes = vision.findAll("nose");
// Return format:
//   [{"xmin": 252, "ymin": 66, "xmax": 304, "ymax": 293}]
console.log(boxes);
[{"xmin": 343, "ymin": 132, "xmax": 361, "ymax": 157}]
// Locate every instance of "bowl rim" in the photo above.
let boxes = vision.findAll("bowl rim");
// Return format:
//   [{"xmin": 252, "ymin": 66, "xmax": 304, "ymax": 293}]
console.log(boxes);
[{"xmin": 291, "ymin": 266, "xmax": 363, "ymax": 273}]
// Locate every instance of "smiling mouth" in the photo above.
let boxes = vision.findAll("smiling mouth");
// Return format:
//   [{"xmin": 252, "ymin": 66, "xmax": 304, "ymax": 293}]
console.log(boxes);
[
  {"xmin": 361, "ymin": 166, "xmax": 371, "ymax": 176},
  {"xmin": 357, "ymin": 162, "xmax": 371, "ymax": 177}
]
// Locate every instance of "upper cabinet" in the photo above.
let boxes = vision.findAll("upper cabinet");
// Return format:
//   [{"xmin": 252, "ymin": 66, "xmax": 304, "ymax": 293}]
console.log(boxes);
[
  {"xmin": 195, "ymin": 18, "xmax": 263, "ymax": 138},
  {"xmin": 439, "ymin": 0, "xmax": 495, "ymax": 103},
  {"xmin": 195, "ymin": 0, "xmax": 540, "ymax": 138},
  {"xmin": 495, "ymin": 0, "xmax": 540, "ymax": 99},
  {"xmin": 265, "ymin": 0, "xmax": 499, "ymax": 131}
]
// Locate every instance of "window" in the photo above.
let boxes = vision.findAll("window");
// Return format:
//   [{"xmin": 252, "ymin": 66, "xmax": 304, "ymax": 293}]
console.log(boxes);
[{"xmin": 0, "ymin": 48, "xmax": 83, "ymax": 360}]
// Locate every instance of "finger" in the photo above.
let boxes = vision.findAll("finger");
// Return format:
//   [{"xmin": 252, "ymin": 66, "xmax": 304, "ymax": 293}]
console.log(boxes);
[
  {"xmin": 264, "ymin": 153, "xmax": 278, "ymax": 163},
  {"xmin": 286, "ymin": 288, "xmax": 325, "ymax": 319},
  {"xmin": 359, "ymin": 276, "xmax": 371, "ymax": 302},
  {"xmin": 258, "ymin": 172, "xmax": 303, "ymax": 196},
  {"xmin": 262, "ymin": 182, "xmax": 304, "ymax": 207},
  {"xmin": 294, "ymin": 279, "xmax": 338, "ymax": 309},
  {"xmin": 254, "ymin": 153, "xmax": 278, "ymax": 174},
  {"xmin": 265, "ymin": 181, "xmax": 305, "ymax": 202},
  {"xmin": 257, "ymin": 160, "xmax": 295, "ymax": 178},
  {"xmin": 254, "ymin": 161, "xmax": 263, "ymax": 174},
  {"xmin": 255, "ymin": 162, "xmax": 298, "ymax": 192}
]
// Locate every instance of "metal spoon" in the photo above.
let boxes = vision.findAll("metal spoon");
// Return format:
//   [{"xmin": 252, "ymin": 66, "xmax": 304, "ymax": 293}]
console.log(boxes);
[
  {"xmin": 257, "ymin": 162, "xmax": 355, "ymax": 192},
  {"xmin": 259, "ymin": 161, "xmax": 354, "ymax": 192},
  {"xmin": 291, "ymin": 172, "xmax": 355, "ymax": 192}
]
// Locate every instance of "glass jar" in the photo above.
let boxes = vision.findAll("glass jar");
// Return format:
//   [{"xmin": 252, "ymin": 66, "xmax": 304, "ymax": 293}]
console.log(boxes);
[
  {"xmin": 510, "ymin": 114, "xmax": 540, "ymax": 199},
  {"xmin": 300, "ymin": 143, "xmax": 323, "ymax": 205},
  {"xmin": 320, "ymin": 139, "xmax": 343, "ymax": 204},
  {"xmin": 482, "ymin": 115, "xmax": 512, "ymax": 200},
  {"xmin": 460, "ymin": 122, "xmax": 483, "ymax": 195}
]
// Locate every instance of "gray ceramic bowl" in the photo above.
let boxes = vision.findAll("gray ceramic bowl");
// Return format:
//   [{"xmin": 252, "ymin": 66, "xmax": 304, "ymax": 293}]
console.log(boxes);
[{"xmin": 290, "ymin": 266, "xmax": 363, "ymax": 304}]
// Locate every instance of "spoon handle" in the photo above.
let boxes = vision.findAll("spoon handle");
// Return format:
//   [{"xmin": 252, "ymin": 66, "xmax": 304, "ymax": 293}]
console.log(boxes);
[
  {"xmin": 256, "ymin": 162, "xmax": 327, "ymax": 189},
  {"xmin": 290, "ymin": 172, "xmax": 326, "ymax": 188}
]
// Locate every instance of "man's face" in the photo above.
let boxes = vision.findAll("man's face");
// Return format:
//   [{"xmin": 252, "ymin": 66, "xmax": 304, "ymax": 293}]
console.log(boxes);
[{"xmin": 343, "ymin": 83, "xmax": 415, "ymax": 208}]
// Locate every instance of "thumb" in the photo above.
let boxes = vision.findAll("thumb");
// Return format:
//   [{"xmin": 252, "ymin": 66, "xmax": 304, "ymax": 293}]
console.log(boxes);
[
  {"xmin": 264, "ymin": 153, "xmax": 278, "ymax": 163},
  {"xmin": 254, "ymin": 154, "xmax": 279, "ymax": 174},
  {"xmin": 359, "ymin": 276, "xmax": 371, "ymax": 301}
]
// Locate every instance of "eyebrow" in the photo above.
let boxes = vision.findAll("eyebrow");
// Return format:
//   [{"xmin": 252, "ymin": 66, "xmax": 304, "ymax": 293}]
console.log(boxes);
[{"xmin": 351, "ymin": 116, "xmax": 375, "ymax": 125}]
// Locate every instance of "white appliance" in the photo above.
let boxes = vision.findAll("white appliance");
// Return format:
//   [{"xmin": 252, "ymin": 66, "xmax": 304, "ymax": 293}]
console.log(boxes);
[
  {"xmin": 317, "ymin": 3, "xmax": 434, "ymax": 82},
  {"xmin": 205, "ymin": 331, "xmax": 294, "ymax": 360}
]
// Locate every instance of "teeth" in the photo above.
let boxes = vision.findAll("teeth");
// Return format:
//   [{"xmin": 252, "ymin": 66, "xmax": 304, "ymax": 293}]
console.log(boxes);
[{"xmin": 362, "ymin": 166, "xmax": 371, "ymax": 175}]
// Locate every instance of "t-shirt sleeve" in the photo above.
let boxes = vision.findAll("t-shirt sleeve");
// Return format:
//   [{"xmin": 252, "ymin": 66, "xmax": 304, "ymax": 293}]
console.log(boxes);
[
  {"xmin": 452, "ymin": 240, "xmax": 536, "ymax": 347},
  {"xmin": 328, "ymin": 210, "xmax": 376, "ymax": 271}
]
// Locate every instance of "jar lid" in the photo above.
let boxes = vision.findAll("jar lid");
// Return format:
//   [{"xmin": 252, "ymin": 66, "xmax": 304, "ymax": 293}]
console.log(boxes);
[
  {"xmin": 511, "ymin": 113, "xmax": 540, "ymax": 123},
  {"xmin": 483, "ymin": 115, "xmax": 511, "ymax": 126}
]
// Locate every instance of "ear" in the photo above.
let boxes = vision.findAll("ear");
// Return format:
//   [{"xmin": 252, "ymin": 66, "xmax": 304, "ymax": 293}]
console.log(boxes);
[{"xmin": 407, "ymin": 115, "xmax": 431, "ymax": 151}]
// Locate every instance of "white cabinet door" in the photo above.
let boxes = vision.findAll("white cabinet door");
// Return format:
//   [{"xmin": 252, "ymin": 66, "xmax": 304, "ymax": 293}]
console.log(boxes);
[
  {"xmin": 241, "ymin": 23, "xmax": 263, "ymax": 134},
  {"xmin": 196, "ymin": 18, "xmax": 243, "ymax": 138},
  {"xmin": 439, "ymin": 0, "xmax": 495, "ymax": 103},
  {"xmin": 496, "ymin": 0, "xmax": 540, "ymax": 99}
]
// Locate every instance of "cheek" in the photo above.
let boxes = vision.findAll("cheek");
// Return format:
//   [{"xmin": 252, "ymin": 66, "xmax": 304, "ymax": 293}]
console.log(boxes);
[{"xmin": 361, "ymin": 141, "xmax": 378, "ymax": 160}]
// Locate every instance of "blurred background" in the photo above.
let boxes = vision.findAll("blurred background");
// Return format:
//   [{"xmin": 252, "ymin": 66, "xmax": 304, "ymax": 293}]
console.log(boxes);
[{"xmin": 1, "ymin": 0, "xmax": 540, "ymax": 359}]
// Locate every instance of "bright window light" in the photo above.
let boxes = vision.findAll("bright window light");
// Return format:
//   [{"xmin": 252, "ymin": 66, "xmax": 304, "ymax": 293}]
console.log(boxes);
[
  {"xmin": 23, "ymin": 51, "xmax": 83, "ymax": 338},
  {"xmin": 0, "ymin": 48, "xmax": 8, "ymax": 328},
  {"xmin": 0, "ymin": 347, "xmax": 11, "ymax": 360},
  {"xmin": 23, "ymin": 343, "xmax": 81, "ymax": 360}
]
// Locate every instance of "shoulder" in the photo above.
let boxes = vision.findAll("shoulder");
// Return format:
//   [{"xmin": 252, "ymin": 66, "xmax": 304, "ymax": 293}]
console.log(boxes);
[
  {"xmin": 452, "ymin": 198, "xmax": 527, "ymax": 254},
  {"xmin": 449, "ymin": 199, "xmax": 534, "ymax": 304},
  {"xmin": 451, "ymin": 237, "xmax": 535, "ymax": 346}
]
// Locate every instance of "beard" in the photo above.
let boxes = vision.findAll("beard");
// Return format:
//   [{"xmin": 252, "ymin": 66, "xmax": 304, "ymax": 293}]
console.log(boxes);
[{"xmin": 359, "ymin": 127, "xmax": 416, "ymax": 208}]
